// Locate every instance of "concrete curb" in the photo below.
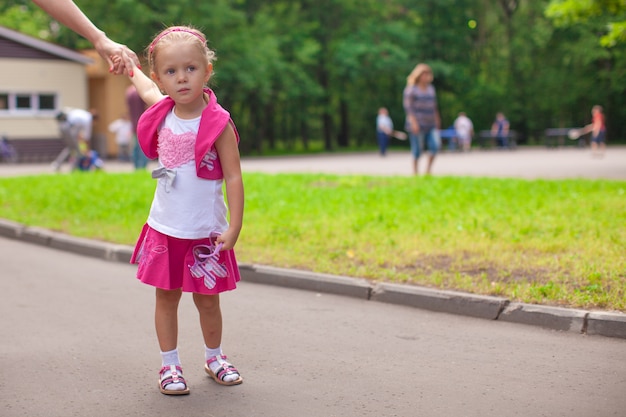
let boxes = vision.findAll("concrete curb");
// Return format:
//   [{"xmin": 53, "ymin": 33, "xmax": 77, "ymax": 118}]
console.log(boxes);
[
  {"xmin": 1, "ymin": 218, "xmax": 625, "ymax": 339},
  {"xmin": 371, "ymin": 282, "xmax": 508, "ymax": 320},
  {"xmin": 239, "ymin": 264, "xmax": 372, "ymax": 299},
  {"xmin": 499, "ymin": 303, "xmax": 588, "ymax": 333}
]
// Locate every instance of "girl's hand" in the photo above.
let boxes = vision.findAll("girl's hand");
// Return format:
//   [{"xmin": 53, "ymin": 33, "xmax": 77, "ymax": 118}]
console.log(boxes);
[{"xmin": 216, "ymin": 228, "xmax": 240, "ymax": 251}]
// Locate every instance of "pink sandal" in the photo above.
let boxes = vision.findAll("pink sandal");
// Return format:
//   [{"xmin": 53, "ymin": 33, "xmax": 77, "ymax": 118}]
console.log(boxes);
[
  {"xmin": 205, "ymin": 355, "xmax": 243, "ymax": 386},
  {"xmin": 159, "ymin": 364, "xmax": 190, "ymax": 395}
]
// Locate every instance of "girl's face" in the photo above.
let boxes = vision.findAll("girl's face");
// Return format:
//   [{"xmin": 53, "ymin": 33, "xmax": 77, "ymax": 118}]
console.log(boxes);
[{"xmin": 151, "ymin": 42, "xmax": 212, "ymax": 109}]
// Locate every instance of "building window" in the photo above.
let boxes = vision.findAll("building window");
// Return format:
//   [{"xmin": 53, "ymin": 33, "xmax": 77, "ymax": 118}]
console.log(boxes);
[
  {"xmin": 38, "ymin": 94, "xmax": 56, "ymax": 110},
  {"xmin": 0, "ymin": 92, "xmax": 58, "ymax": 115},
  {"xmin": 15, "ymin": 94, "xmax": 32, "ymax": 110}
]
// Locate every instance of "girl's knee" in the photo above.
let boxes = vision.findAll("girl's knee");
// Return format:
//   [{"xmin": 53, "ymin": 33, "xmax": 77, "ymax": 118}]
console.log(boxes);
[
  {"xmin": 193, "ymin": 293, "xmax": 221, "ymax": 313},
  {"xmin": 156, "ymin": 288, "xmax": 183, "ymax": 305}
]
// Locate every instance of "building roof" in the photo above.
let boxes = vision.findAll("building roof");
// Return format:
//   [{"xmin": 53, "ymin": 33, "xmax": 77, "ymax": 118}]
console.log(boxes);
[{"xmin": 0, "ymin": 25, "xmax": 92, "ymax": 64}]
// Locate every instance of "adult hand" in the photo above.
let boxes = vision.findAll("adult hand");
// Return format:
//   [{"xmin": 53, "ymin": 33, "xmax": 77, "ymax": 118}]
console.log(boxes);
[
  {"xmin": 31, "ymin": 0, "xmax": 140, "ymax": 75},
  {"xmin": 92, "ymin": 34, "xmax": 140, "ymax": 76}
]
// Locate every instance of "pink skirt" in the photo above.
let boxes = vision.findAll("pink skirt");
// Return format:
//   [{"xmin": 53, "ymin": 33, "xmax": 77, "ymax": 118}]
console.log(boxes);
[{"xmin": 130, "ymin": 224, "xmax": 240, "ymax": 294}]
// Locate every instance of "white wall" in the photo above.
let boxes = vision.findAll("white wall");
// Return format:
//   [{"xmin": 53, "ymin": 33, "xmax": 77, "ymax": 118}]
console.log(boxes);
[{"xmin": 0, "ymin": 58, "xmax": 87, "ymax": 139}]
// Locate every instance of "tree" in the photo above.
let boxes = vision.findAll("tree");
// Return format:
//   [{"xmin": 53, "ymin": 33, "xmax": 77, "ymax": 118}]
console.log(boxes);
[
  {"xmin": 546, "ymin": 0, "xmax": 626, "ymax": 47},
  {"xmin": 2, "ymin": 0, "xmax": 624, "ymax": 152}
]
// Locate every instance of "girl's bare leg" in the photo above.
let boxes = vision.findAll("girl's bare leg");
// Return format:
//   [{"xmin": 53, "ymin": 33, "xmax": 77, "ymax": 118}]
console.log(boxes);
[
  {"xmin": 155, "ymin": 288, "xmax": 183, "ymax": 351},
  {"xmin": 193, "ymin": 293, "xmax": 223, "ymax": 349}
]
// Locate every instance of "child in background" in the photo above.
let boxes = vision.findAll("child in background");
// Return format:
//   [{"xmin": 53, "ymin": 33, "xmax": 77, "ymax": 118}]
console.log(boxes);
[
  {"xmin": 453, "ymin": 112, "xmax": 474, "ymax": 152},
  {"xmin": 108, "ymin": 113, "xmax": 132, "ymax": 161},
  {"xmin": 127, "ymin": 25, "xmax": 244, "ymax": 395},
  {"xmin": 590, "ymin": 105, "xmax": 606, "ymax": 157},
  {"xmin": 376, "ymin": 107, "xmax": 393, "ymax": 156},
  {"xmin": 491, "ymin": 112, "xmax": 510, "ymax": 148}
]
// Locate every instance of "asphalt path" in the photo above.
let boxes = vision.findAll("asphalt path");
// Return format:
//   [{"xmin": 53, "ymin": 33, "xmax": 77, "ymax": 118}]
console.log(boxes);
[
  {"xmin": 1, "ymin": 145, "xmax": 625, "ymax": 179},
  {"xmin": 1, "ymin": 237, "xmax": 626, "ymax": 417},
  {"xmin": 240, "ymin": 146, "xmax": 626, "ymax": 179}
]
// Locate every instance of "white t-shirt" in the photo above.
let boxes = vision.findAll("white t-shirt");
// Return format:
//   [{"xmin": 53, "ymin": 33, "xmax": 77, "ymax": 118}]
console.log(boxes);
[
  {"xmin": 147, "ymin": 110, "xmax": 229, "ymax": 239},
  {"xmin": 108, "ymin": 119, "xmax": 132, "ymax": 145},
  {"xmin": 66, "ymin": 108, "xmax": 93, "ymax": 140},
  {"xmin": 454, "ymin": 115, "xmax": 474, "ymax": 140},
  {"xmin": 377, "ymin": 114, "xmax": 393, "ymax": 133}
]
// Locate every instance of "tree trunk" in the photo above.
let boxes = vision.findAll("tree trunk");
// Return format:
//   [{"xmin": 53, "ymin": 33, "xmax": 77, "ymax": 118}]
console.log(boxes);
[{"xmin": 337, "ymin": 98, "xmax": 349, "ymax": 147}]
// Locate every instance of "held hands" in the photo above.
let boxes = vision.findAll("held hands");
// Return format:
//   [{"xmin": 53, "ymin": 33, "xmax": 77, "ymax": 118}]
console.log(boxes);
[{"xmin": 92, "ymin": 34, "xmax": 140, "ymax": 76}]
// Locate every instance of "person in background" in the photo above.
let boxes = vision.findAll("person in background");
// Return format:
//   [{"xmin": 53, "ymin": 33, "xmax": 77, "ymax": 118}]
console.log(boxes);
[
  {"xmin": 108, "ymin": 112, "xmax": 132, "ymax": 162},
  {"xmin": 32, "ymin": 0, "xmax": 139, "ymax": 75},
  {"xmin": 52, "ymin": 108, "xmax": 98, "ymax": 171},
  {"xmin": 376, "ymin": 107, "xmax": 394, "ymax": 156},
  {"xmin": 491, "ymin": 112, "xmax": 510, "ymax": 148},
  {"xmin": 127, "ymin": 25, "xmax": 244, "ymax": 395},
  {"xmin": 403, "ymin": 63, "xmax": 441, "ymax": 175},
  {"xmin": 589, "ymin": 105, "xmax": 607, "ymax": 157},
  {"xmin": 0, "ymin": 134, "xmax": 18, "ymax": 163},
  {"xmin": 76, "ymin": 146, "xmax": 104, "ymax": 171},
  {"xmin": 453, "ymin": 112, "xmax": 474, "ymax": 152},
  {"xmin": 126, "ymin": 85, "xmax": 150, "ymax": 169}
]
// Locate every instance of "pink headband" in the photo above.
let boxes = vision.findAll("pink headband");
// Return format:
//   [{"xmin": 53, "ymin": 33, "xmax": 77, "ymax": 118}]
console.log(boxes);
[{"xmin": 149, "ymin": 28, "xmax": 206, "ymax": 53}]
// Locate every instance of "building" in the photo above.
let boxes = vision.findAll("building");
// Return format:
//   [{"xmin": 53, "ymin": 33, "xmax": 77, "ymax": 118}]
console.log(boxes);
[{"xmin": 0, "ymin": 25, "xmax": 131, "ymax": 161}]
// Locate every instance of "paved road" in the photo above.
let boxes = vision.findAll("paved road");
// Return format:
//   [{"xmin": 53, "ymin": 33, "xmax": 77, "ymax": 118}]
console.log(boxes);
[
  {"xmin": 241, "ymin": 146, "xmax": 626, "ymax": 180},
  {"xmin": 1, "ymin": 236, "xmax": 625, "ymax": 417},
  {"xmin": 1, "ymin": 146, "xmax": 625, "ymax": 179},
  {"xmin": 1, "ymin": 147, "xmax": 625, "ymax": 416}
]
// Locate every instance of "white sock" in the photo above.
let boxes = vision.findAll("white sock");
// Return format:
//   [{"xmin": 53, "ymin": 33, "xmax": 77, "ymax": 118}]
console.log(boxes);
[
  {"xmin": 160, "ymin": 349, "xmax": 185, "ymax": 391},
  {"xmin": 205, "ymin": 345, "xmax": 239, "ymax": 383},
  {"xmin": 161, "ymin": 348, "xmax": 181, "ymax": 367},
  {"xmin": 205, "ymin": 345, "xmax": 222, "ymax": 362}
]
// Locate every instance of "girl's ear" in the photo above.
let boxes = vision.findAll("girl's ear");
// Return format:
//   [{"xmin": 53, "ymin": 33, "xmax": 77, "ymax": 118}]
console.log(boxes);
[
  {"xmin": 205, "ymin": 63, "xmax": 213, "ymax": 83},
  {"xmin": 150, "ymin": 72, "xmax": 164, "ymax": 91}
]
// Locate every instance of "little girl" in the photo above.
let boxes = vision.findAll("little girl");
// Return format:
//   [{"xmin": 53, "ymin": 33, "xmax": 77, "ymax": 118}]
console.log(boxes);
[{"xmin": 127, "ymin": 25, "xmax": 244, "ymax": 395}]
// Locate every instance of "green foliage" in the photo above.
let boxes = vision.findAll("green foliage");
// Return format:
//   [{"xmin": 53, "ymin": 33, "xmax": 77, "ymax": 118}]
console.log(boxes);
[
  {"xmin": 2, "ymin": 0, "xmax": 626, "ymax": 149},
  {"xmin": 0, "ymin": 4, "xmax": 51, "ymax": 39},
  {"xmin": 546, "ymin": 0, "xmax": 626, "ymax": 47},
  {"xmin": 0, "ymin": 172, "xmax": 624, "ymax": 310}
]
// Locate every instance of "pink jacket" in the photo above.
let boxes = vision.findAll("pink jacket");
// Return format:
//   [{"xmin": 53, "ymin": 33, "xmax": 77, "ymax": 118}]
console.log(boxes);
[{"xmin": 137, "ymin": 88, "xmax": 239, "ymax": 180}]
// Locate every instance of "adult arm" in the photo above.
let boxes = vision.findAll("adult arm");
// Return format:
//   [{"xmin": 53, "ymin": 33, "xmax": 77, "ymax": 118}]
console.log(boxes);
[
  {"xmin": 32, "ymin": 0, "xmax": 139, "ymax": 74},
  {"xmin": 433, "ymin": 89, "xmax": 441, "ymax": 130},
  {"xmin": 402, "ymin": 88, "xmax": 419, "ymax": 134}
]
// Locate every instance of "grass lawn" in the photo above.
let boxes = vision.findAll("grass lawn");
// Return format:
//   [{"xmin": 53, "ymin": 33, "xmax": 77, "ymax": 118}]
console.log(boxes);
[{"xmin": 0, "ymin": 171, "xmax": 624, "ymax": 311}]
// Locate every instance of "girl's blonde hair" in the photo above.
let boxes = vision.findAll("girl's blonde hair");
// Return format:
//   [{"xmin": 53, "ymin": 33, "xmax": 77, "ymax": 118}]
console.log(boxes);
[
  {"xmin": 406, "ymin": 63, "xmax": 432, "ymax": 87},
  {"xmin": 147, "ymin": 26, "xmax": 216, "ymax": 71}
]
